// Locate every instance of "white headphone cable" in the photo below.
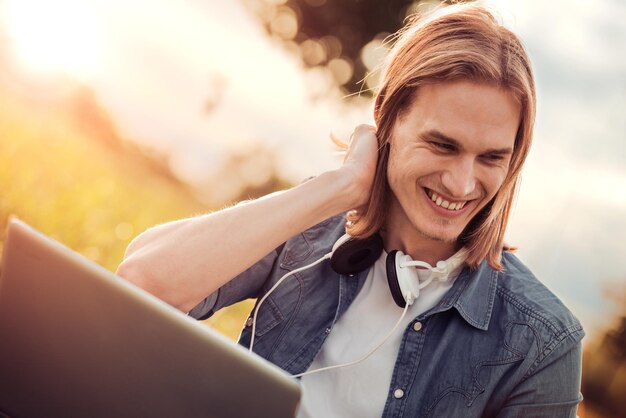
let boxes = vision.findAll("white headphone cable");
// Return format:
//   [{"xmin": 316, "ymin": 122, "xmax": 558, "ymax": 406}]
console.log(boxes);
[
  {"xmin": 249, "ymin": 252, "xmax": 332, "ymax": 353},
  {"xmin": 248, "ymin": 251, "xmax": 415, "ymax": 378},
  {"xmin": 292, "ymin": 293, "xmax": 412, "ymax": 378}
]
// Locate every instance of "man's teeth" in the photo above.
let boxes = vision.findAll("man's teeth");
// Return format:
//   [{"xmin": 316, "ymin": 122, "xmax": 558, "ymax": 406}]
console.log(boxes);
[{"xmin": 427, "ymin": 191, "xmax": 466, "ymax": 211}]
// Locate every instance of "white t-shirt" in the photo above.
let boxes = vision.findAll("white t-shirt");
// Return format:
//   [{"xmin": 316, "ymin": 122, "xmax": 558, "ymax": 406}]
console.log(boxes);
[{"xmin": 297, "ymin": 249, "xmax": 466, "ymax": 418}]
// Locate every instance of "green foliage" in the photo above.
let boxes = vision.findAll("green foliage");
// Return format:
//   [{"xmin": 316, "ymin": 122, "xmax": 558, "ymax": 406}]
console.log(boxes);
[
  {"xmin": 0, "ymin": 87, "xmax": 253, "ymax": 340},
  {"xmin": 0, "ymin": 94, "xmax": 196, "ymax": 270}
]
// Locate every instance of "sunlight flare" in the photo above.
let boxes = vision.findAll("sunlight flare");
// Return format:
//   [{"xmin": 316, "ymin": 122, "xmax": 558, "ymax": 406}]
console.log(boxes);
[{"xmin": 4, "ymin": 0, "xmax": 102, "ymax": 80}]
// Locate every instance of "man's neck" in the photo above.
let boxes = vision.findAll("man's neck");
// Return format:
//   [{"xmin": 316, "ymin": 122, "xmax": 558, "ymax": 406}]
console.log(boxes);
[
  {"xmin": 380, "ymin": 204, "xmax": 461, "ymax": 265},
  {"xmin": 381, "ymin": 230, "xmax": 459, "ymax": 266}
]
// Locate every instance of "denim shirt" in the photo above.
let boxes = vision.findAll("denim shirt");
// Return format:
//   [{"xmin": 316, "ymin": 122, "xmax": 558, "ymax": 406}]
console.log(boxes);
[{"xmin": 190, "ymin": 214, "xmax": 584, "ymax": 418}]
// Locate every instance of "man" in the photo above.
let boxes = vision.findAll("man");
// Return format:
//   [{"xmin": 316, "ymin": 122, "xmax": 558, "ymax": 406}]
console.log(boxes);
[{"xmin": 117, "ymin": 4, "xmax": 584, "ymax": 417}]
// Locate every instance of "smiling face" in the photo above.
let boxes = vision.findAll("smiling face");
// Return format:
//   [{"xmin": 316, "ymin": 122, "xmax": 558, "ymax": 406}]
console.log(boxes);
[{"xmin": 384, "ymin": 80, "xmax": 521, "ymax": 261}]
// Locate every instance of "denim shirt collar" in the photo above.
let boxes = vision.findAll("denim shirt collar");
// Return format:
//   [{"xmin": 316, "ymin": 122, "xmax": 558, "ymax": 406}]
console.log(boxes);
[
  {"xmin": 283, "ymin": 214, "xmax": 499, "ymax": 332},
  {"xmin": 426, "ymin": 260, "xmax": 498, "ymax": 331}
]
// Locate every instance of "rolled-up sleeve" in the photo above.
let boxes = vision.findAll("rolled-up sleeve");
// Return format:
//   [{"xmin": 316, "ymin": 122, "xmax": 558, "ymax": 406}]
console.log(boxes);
[{"xmin": 188, "ymin": 245, "xmax": 283, "ymax": 320}]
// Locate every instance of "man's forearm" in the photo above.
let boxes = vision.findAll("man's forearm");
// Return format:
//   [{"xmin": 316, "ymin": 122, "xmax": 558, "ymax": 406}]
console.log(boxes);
[{"xmin": 116, "ymin": 169, "xmax": 355, "ymax": 312}]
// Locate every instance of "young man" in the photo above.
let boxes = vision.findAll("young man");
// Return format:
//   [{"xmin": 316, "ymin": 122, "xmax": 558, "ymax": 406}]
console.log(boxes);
[{"xmin": 117, "ymin": 4, "xmax": 584, "ymax": 417}]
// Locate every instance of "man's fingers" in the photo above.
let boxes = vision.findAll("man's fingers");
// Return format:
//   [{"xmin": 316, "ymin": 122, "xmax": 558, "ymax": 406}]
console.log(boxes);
[{"xmin": 345, "ymin": 124, "xmax": 378, "ymax": 163}]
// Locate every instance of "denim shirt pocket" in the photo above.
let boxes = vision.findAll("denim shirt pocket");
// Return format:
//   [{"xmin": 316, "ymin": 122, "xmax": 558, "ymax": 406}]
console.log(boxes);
[
  {"xmin": 241, "ymin": 215, "xmax": 343, "ymax": 360},
  {"xmin": 241, "ymin": 231, "xmax": 313, "ymax": 350},
  {"xmin": 253, "ymin": 294, "xmax": 285, "ymax": 337},
  {"xmin": 240, "ymin": 294, "xmax": 285, "ymax": 352}
]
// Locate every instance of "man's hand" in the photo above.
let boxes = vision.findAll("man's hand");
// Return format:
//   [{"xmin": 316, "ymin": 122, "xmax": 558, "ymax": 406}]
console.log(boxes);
[{"xmin": 339, "ymin": 124, "xmax": 379, "ymax": 210}]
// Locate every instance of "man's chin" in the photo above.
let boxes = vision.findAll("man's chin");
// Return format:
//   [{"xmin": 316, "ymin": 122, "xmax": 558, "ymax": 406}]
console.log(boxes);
[{"xmin": 414, "ymin": 225, "xmax": 461, "ymax": 245}]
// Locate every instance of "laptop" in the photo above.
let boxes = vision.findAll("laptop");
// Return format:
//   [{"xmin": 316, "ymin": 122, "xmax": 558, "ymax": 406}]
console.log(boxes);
[{"xmin": 0, "ymin": 218, "xmax": 301, "ymax": 418}]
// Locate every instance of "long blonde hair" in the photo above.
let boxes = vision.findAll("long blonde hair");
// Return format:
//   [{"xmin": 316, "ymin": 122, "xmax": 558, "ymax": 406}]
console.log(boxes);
[{"xmin": 347, "ymin": 4, "xmax": 536, "ymax": 271}]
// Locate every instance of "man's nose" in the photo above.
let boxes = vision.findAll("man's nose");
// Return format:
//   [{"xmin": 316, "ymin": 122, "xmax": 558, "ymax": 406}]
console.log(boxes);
[{"xmin": 441, "ymin": 158, "xmax": 476, "ymax": 198}]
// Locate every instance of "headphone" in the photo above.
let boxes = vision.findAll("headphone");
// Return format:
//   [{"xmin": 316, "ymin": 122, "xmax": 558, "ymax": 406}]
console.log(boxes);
[
  {"xmin": 330, "ymin": 233, "xmax": 459, "ymax": 308},
  {"xmin": 248, "ymin": 232, "xmax": 465, "ymax": 378}
]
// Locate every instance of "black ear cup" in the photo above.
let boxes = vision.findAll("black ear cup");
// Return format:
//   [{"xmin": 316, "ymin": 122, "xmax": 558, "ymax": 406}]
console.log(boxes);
[
  {"xmin": 385, "ymin": 250, "xmax": 407, "ymax": 308},
  {"xmin": 330, "ymin": 234, "xmax": 418, "ymax": 308},
  {"xmin": 330, "ymin": 234, "xmax": 384, "ymax": 275}
]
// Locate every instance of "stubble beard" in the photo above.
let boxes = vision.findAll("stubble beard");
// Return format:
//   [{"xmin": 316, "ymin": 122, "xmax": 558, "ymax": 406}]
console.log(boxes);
[{"xmin": 411, "ymin": 215, "xmax": 461, "ymax": 245}]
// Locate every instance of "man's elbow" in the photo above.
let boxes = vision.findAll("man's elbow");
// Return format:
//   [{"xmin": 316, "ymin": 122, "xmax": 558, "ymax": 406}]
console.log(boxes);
[
  {"xmin": 117, "ymin": 258, "xmax": 149, "ymax": 291},
  {"xmin": 116, "ymin": 258, "xmax": 171, "ymax": 304}
]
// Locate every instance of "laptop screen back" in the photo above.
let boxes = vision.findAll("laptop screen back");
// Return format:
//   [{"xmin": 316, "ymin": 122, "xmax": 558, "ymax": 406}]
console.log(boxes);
[{"xmin": 0, "ymin": 218, "xmax": 301, "ymax": 418}]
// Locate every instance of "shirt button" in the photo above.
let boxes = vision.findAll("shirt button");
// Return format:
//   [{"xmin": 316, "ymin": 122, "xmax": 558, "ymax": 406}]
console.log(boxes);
[
  {"xmin": 245, "ymin": 317, "xmax": 253, "ymax": 327},
  {"xmin": 413, "ymin": 321, "xmax": 423, "ymax": 332},
  {"xmin": 393, "ymin": 388, "xmax": 404, "ymax": 399}
]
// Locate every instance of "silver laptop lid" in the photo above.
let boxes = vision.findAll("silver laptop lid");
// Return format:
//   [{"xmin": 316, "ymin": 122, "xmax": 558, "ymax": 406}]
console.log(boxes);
[{"xmin": 0, "ymin": 218, "xmax": 301, "ymax": 418}]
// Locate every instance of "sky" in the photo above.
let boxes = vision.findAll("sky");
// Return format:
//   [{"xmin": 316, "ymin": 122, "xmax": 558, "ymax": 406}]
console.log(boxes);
[{"xmin": 1, "ymin": 0, "xmax": 625, "ymax": 340}]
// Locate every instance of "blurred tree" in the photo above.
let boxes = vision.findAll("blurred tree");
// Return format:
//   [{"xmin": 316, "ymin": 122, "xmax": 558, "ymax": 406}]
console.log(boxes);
[
  {"xmin": 583, "ymin": 286, "xmax": 626, "ymax": 418},
  {"xmin": 243, "ymin": 0, "xmax": 467, "ymax": 97}
]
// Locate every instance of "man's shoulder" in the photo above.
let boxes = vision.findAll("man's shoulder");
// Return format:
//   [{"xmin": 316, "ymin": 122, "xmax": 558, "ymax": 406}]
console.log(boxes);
[
  {"xmin": 302, "ymin": 213, "xmax": 347, "ymax": 243},
  {"xmin": 279, "ymin": 214, "xmax": 346, "ymax": 269},
  {"xmin": 493, "ymin": 251, "xmax": 584, "ymax": 341}
]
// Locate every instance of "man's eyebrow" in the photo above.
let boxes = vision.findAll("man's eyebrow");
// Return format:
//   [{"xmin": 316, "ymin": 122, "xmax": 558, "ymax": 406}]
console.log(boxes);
[
  {"xmin": 423, "ymin": 130, "xmax": 461, "ymax": 146},
  {"xmin": 423, "ymin": 129, "xmax": 514, "ymax": 155}
]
